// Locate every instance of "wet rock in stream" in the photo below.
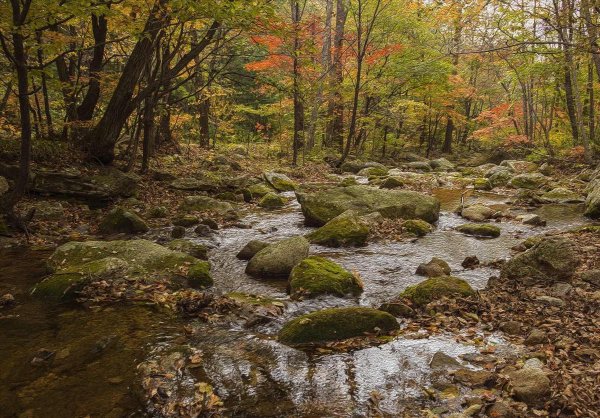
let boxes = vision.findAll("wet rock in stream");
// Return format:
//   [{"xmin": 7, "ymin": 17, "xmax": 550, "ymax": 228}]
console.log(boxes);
[{"xmin": 245, "ymin": 235, "xmax": 309, "ymax": 279}]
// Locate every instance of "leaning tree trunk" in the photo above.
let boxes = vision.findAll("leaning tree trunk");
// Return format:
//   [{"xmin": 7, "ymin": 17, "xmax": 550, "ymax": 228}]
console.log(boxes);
[{"xmin": 83, "ymin": 0, "xmax": 166, "ymax": 164}]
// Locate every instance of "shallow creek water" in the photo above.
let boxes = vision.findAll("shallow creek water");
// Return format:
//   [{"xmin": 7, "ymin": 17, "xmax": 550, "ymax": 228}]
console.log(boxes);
[{"xmin": 0, "ymin": 185, "xmax": 590, "ymax": 417}]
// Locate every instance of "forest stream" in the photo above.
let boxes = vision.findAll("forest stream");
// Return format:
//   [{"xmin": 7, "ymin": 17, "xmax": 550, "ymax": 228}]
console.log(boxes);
[{"xmin": 0, "ymin": 181, "xmax": 591, "ymax": 417}]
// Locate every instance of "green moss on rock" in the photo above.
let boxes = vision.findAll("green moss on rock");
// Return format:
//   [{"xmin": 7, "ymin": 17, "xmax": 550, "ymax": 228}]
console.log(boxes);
[
  {"xmin": 401, "ymin": 276, "xmax": 475, "ymax": 306},
  {"xmin": 296, "ymin": 185, "xmax": 440, "ymax": 226},
  {"xmin": 98, "ymin": 207, "xmax": 149, "ymax": 234},
  {"xmin": 259, "ymin": 192, "xmax": 285, "ymax": 209},
  {"xmin": 172, "ymin": 215, "xmax": 200, "ymax": 227},
  {"xmin": 263, "ymin": 172, "xmax": 297, "ymax": 191},
  {"xmin": 403, "ymin": 219, "xmax": 433, "ymax": 237},
  {"xmin": 167, "ymin": 239, "xmax": 208, "ymax": 260},
  {"xmin": 36, "ymin": 240, "xmax": 203, "ymax": 301},
  {"xmin": 456, "ymin": 223, "xmax": 501, "ymax": 238},
  {"xmin": 245, "ymin": 236, "xmax": 309, "ymax": 279},
  {"xmin": 246, "ymin": 183, "xmax": 274, "ymax": 199},
  {"xmin": 278, "ymin": 307, "xmax": 399, "ymax": 345},
  {"xmin": 306, "ymin": 211, "xmax": 370, "ymax": 247},
  {"xmin": 473, "ymin": 178, "xmax": 492, "ymax": 191},
  {"xmin": 187, "ymin": 261, "xmax": 213, "ymax": 288},
  {"xmin": 380, "ymin": 177, "xmax": 404, "ymax": 189},
  {"xmin": 289, "ymin": 256, "xmax": 363, "ymax": 298}
]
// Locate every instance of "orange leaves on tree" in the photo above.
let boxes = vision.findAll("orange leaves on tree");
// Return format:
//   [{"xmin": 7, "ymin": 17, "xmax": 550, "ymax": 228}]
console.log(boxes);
[{"xmin": 365, "ymin": 43, "xmax": 404, "ymax": 65}]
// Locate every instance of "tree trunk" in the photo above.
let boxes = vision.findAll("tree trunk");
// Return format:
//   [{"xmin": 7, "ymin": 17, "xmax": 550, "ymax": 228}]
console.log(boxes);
[
  {"xmin": 325, "ymin": 0, "xmax": 347, "ymax": 150},
  {"xmin": 83, "ymin": 0, "xmax": 167, "ymax": 164},
  {"xmin": 2, "ymin": 0, "xmax": 32, "ymax": 216}
]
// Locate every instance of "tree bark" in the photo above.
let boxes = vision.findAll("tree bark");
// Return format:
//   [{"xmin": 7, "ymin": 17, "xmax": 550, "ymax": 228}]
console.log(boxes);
[{"xmin": 325, "ymin": 0, "xmax": 347, "ymax": 150}]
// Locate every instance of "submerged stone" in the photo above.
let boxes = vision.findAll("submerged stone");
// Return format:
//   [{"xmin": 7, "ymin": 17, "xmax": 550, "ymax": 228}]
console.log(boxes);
[
  {"xmin": 306, "ymin": 211, "xmax": 370, "ymax": 247},
  {"xmin": 400, "ymin": 276, "xmax": 475, "ymax": 306},
  {"xmin": 456, "ymin": 223, "xmax": 501, "ymax": 238},
  {"xmin": 288, "ymin": 256, "xmax": 362, "ymax": 299},
  {"xmin": 278, "ymin": 307, "xmax": 399, "ymax": 345},
  {"xmin": 245, "ymin": 236, "xmax": 309, "ymax": 279},
  {"xmin": 296, "ymin": 185, "xmax": 440, "ymax": 226},
  {"xmin": 236, "ymin": 240, "xmax": 269, "ymax": 260}
]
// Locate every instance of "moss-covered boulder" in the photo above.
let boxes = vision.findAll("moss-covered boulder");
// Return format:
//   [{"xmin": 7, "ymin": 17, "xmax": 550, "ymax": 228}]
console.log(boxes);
[
  {"xmin": 306, "ymin": 211, "xmax": 370, "ymax": 247},
  {"xmin": 180, "ymin": 195, "xmax": 235, "ymax": 216},
  {"xmin": 246, "ymin": 182, "xmax": 274, "ymax": 199},
  {"xmin": 236, "ymin": 240, "xmax": 269, "ymax": 260},
  {"xmin": 98, "ymin": 207, "xmax": 149, "ymax": 234},
  {"xmin": 501, "ymin": 237, "xmax": 579, "ymax": 282},
  {"xmin": 33, "ymin": 239, "xmax": 207, "ymax": 300},
  {"xmin": 461, "ymin": 204, "xmax": 495, "ymax": 222},
  {"xmin": 289, "ymin": 256, "xmax": 362, "ymax": 299},
  {"xmin": 509, "ymin": 173, "xmax": 548, "ymax": 190},
  {"xmin": 380, "ymin": 177, "xmax": 404, "ymax": 189},
  {"xmin": 187, "ymin": 261, "xmax": 213, "ymax": 288},
  {"xmin": 147, "ymin": 206, "xmax": 168, "ymax": 218},
  {"xmin": 258, "ymin": 192, "xmax": 285, "ymax": 209},
  {"xmin": 473, "ymin": 178, "xmax": 492, "ymax": 191},
  {"xmin": 416, "ymin": 257, "xmax": 451, "ymax": 277},
  {"xmin": 401, "ymin": 277, "xmax": 475, "ymax": 306},
  {"xmin": 339, "ymin": 161, "xmax": 365, "ymax": 174},
  {"xmin": 167, "ymin": 239, "xmax": 208, "ymax": 260},
  {"xmin": 278, "ymin": 307, "xmax": 399, "ymax": 345},
  {"xmin": 500, "ymin": 160, "xmax": 538, "ymax": 173},
  {"xmin": 541, "ymin": 187, "xmax": 585, "ymax": 204},
  {"xmin": 430, "ymin": 158, "xmax": 455, "ymax": 171},
  {"xmin": 246, "ymin": 236, "xmax": 309, "ymax": 279},
  {"xmin": 406, "ymin": 161, "xmax": 432, "ymax": 172},
  {"xmin": 170, "ymin": 177, "xmax": 219, "ymax": 192},
  {"xmin": 263, "ymin": 172, "xmax": 297, "ymax": 191},
  {"xmin": 584, "ymin": 180, "xmax": 600, "ymax": 218},
  {"xmin": 357, "ymin": 166, "xmax": 388, "ymax": 177},
  {"xmin": 456, "ymin": 223, "xmax": 501, "ymax": 238},
  {"xmin": 339, "ymin": 176, "xmax": 358, "ymax": 187},
  {"xmin": 402, "ymin": 219, "xmax": 433, "ymax": 236},
  {"xmin": 487, "ymin": 168, "xmax": 513, "ymax": 188},
  {"xmin": 172, "ymin": 215, "xmax": 200, "ymax": 227},
  {"xmin": 296, "ymin": 185, "xmax": 440, "ymax": 226}
]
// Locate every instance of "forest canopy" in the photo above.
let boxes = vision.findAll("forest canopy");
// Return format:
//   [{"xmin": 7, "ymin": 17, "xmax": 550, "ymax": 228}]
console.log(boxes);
[{"xmin": 1, "ymin": 0, "xmax": 599, "ymax": 213}]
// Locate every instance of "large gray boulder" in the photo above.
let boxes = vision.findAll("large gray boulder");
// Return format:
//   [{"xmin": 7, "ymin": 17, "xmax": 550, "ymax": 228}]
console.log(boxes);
[
  {"xmin": 296, "ymin": 185, "xmax": 440, "ymax": 226},
  {"xmin": 245, "ymin": 236, "xmax": 309, "ymax": 279},
  {"xmin": 306, "ymin": 210, "xmax": 370, "ymax": 247},
  {"xmin": 500, "ymin": 160, "xmax": 538, "ymax": 173},
  {"xmin": 180, "ymin": 196, "xmax": 235, "ymax": 216},
  {"xmin": 170, "ymin": 177, "xmax": 219, "ymax": 192},
  {"xmin": 263, "ymin": 172, "xmax": 297, "ymax": 191},
  {"xmin": 30, "ymin": 167, "xmax": 139, "ymax": 200},
  {"xmin": 585, "ymin": 179, "xmax": 600, "ymax": 218},
  {"xmin": 98, "ymin": 207, "xmax": 149, "ymax": 234},
  {"xmin": 502, "ymin": 237, "xmax": 579, "ymax": 282},
  {"xmin": 509, "ymin": 172, "xmax": 548, "ymax": 189},
  {"xmin": 541, "ymin": 187, "xmax": 585, "ymax": 204},
  {"xmin": 33, "ymin": 239, "xmax": 211, "ymax": 300}
]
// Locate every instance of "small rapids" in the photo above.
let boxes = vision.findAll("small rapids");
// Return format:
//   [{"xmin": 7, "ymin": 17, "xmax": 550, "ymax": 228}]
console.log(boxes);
[{"xmin": 0, "ymin": 184, "xmax": 591, "ymax": 417}]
